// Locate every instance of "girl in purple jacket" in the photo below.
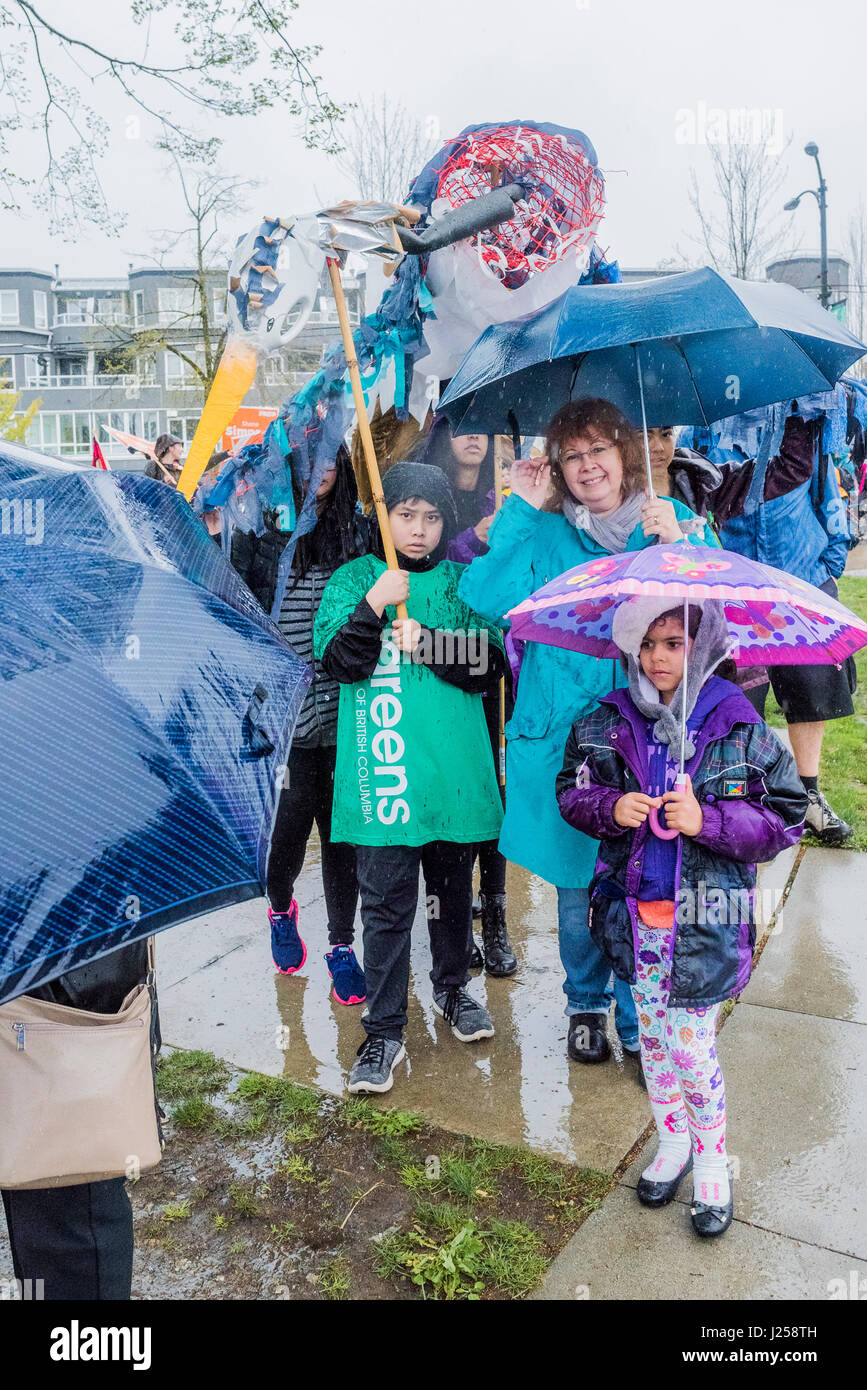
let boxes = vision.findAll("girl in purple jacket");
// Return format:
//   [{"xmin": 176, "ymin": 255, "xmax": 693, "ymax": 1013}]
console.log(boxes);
[{"xmin": 556, "ymin": 598, "xmax": 806, "ymax": 1239}]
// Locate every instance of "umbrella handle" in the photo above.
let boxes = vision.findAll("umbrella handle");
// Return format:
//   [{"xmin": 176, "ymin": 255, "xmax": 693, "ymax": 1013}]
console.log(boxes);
[{"xmin": 648, "ymin": 772, "xmax": 689, "ymax": 840}]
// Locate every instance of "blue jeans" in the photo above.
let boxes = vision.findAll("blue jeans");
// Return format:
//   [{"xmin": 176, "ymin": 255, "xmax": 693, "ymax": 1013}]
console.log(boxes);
[{"xmin": 556, "ymin": 885, "xmax": 638, "ymax": 1049}]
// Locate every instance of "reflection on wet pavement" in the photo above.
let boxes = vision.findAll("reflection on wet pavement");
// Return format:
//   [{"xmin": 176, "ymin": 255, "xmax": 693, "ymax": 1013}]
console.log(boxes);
[{"xmin": 158, "ymin": 841, "xmax": 649, "ymax": 1170}]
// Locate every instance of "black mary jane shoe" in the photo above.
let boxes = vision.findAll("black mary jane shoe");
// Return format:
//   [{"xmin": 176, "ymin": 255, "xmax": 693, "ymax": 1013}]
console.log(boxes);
[
  {"xmin": 567, "ymin": 1012, "xmax": 611, "ymax": 1064},
  {"xmin": 636, "ymin": 1153, "xmax": 692, "ymax": 1208},
  {"xmin": 691, "ymin": 1194, "xmax": 734, "ymax": 1238}
]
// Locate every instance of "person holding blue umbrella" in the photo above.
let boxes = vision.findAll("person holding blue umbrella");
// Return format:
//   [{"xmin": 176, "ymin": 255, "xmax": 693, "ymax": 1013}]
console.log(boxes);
[{"xmin": 458, "ymin": 398, "xmax": 717, "ymax": 1069}]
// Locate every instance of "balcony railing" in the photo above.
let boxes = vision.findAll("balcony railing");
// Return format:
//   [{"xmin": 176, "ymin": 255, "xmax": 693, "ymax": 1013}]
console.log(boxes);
[
  {"xmin": 55, "ymin": 311, "xmax": 130, "ymax": 327},
  {"xmin": 25, "ymin": 373, "xmax": 152, "ymax": 390}
]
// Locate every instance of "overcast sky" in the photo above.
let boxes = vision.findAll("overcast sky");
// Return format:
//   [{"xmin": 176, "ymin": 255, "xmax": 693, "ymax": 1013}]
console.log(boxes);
[{"xmin": 1, "ymin": 0, "xmax": 865, "ymax": 280}]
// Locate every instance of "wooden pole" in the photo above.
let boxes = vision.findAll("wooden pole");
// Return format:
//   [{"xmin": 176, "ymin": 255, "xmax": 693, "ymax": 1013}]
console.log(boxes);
[
  {"xmin": 493, "ymin": 437, "xmax": 507, "ymax": 789},
  {"xmin": 326, "ymin": 255, "xmax": 408, "ymax": 620}
]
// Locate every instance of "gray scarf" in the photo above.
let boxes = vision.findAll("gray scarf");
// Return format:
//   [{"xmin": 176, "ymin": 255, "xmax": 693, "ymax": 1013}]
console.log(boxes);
[
  {"xmin": 562, "ymin": 491, "xmax": 646, "ymax": 553},
  {"xmin": 611, "ymin": 598, "xmax": 733, "ymax": 762}
]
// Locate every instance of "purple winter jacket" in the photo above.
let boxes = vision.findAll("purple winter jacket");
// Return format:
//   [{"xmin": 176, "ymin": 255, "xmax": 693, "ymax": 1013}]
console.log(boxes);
[
  {"xmin": 446, "ymin": 488, "xmax": 497, "ymax": 565},
  {"xmin": 555, "ymin": 678, "xmax": 807, "ymax": 1006}
]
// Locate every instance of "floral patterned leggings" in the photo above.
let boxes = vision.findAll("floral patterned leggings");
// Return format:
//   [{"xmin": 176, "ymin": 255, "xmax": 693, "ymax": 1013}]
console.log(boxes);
[{"xmin": 631, "ymin": 917, "xmax": 730, "ymax": 1202}]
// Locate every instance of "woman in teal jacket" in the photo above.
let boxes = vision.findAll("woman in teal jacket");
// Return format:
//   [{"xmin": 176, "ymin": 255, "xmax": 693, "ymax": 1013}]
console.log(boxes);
[{"xmin": 458, "ymin": 399, "xmax": 717, "ymax": 1069}]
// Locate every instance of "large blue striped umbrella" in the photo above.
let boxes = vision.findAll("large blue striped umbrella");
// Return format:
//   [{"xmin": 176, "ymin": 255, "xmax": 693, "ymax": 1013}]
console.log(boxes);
[
  {"xmin": 438, "ymin": 266, "xmax": 867, "ymax": 487},
  {"xmin": 0, "ymin": 444, "xmax": 310, "ymax": 1004}
]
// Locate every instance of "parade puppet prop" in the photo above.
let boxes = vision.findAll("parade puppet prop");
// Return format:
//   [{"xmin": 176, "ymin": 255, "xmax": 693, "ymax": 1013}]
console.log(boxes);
[{"xmin": 183, "ymin": 121, "xmax": 621, "ymax": 619}]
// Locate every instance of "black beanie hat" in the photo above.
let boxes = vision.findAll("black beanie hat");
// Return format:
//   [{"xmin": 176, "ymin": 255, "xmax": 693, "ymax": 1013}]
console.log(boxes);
[{"xmin": 380, "ymin": 461, "xmax": 459, "ymax": 544}]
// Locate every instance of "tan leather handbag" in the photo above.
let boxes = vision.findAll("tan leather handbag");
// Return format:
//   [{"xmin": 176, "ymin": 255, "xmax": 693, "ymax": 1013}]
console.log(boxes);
[{"xmin": 0, "ymin": 944, "xmax": 162, "ymax": 1190}]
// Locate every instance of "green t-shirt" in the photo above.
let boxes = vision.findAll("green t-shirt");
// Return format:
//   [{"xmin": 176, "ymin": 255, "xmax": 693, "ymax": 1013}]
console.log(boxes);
[{"xmin": 313, "ymin": 555, "xmax": 505, "ymax": 848}]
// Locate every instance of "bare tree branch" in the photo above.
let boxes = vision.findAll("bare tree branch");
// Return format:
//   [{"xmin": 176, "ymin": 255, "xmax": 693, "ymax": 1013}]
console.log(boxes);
[
  {"xmin": 334, "ymin": 93, "xmax": 436, "ymax": 203},
  {"xmin": 0, "ymin": 0, "xmax": 348, "ymax": 235},
  {"xmin": 687, "ymin": 138, "xmax": 795, "ymax": 279}
]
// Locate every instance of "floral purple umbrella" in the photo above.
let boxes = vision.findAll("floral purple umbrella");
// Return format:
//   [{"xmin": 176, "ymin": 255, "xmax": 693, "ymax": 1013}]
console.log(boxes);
[
  {"xmin": 506, "ymin": 545, "xmax": 867, "ymax": 668},
  {"xmin": 506, "ymin": 544, "xmax": 867, "ymax": 838}
]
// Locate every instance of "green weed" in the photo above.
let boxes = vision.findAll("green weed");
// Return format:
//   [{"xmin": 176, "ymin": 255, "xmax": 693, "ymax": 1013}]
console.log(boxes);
[
  {"xmin": 317, "ymin": 1255, "xmax": 351, "ymax": 1300},
  {"xmin": 228, "ymin": 1183, "xmax": 260, "ymax": 1218},
  {"xmin": 156, "ymin": 1049, "xmax": 230, "ymax": 1101},
  {"xmin": 279, "ymin": 1154, "xmax": 316, "ymax": 1184},
  {"xmin": 235, "ymin": 1072, "xmax": 320, "ymax": 1125},
  {"xmin": 170, "ymin": 1096, "xmax": 219, "ymax": 1130},
  {"xmin": 162, "ymin": 1200, "xmax": 191, "ymax": 1223}
]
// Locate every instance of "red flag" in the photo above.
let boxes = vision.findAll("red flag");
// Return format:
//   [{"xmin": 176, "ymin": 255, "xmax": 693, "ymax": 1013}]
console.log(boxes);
[{"xmin": 92, "ymin": 436, "xmax": 109, "ymax": 470}]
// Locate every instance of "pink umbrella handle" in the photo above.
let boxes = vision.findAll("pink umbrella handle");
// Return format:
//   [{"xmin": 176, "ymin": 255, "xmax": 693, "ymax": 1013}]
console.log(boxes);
[{"xmin": 648, "ymin": 773, "xmax": 689, "ymax": 840}]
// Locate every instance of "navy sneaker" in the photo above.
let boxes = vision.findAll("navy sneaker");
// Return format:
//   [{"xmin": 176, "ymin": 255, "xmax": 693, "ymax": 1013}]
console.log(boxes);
[
  {"xmin": 269, "ymin": 901, "xmax": 306, "ymax": 975},
  {"xmin": 326, "ymin": 945, "xmax": 366, "ymax": 1005}
]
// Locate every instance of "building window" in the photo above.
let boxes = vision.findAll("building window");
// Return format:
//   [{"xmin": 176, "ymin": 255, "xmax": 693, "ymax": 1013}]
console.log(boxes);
[
  {"xmin": 55, "ymin": 297, "xmax": 91, "ymax": 325},
  {"xmin": 33, "ymin": 290, "xmax": 49, "ymax": 329},
  {"xmin": 211, "ymin": 286, "xmax": 227, "ymax": 324},
  {"xmin": 0, "ymin": 290, "xmax": 20, "ymax": 325},
  {"xmin": 24, "ymin": 354, "xmax": 49, "ymax": 387},
  {"xmin": 164, "ymin": 349, "xmax": 202, "ymax": 388},
  {"xmin": 132, "ymin": 290, "xmax": 144, "ymax": 326},
  {"xmin": 57, "ymin": 356, "xmax": 88, "ymax": 386},
  {"xmin": 158, "ymin": 286, "xmax": 197, "ymax": 325},
  {"xmin": 0, "ymin": 356, "xmax": 13, "ymax": 388},
  {"xmin": 167, "ymin": 415, "xmax": 201, "ymax": 445}
]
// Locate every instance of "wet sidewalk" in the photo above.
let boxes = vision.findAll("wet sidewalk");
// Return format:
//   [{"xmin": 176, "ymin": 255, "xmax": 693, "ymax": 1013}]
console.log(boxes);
[
  {"xmin": 153, "ymin": 838, "xmax": 867, "ymax": 1300},
  {"xmin": 534, "ymin": 846, "xmax": 867, "ymax": 1300}
]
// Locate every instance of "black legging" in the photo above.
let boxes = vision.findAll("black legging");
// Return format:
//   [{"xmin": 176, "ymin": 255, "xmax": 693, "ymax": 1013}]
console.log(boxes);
[{"xmin": 267, "ymin": 743, "xmax": 358, "ymax": 945}]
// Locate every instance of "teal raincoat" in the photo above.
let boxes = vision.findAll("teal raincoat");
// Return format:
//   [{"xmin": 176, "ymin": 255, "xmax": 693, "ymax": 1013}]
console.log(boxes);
[{"xmin": 458, "ymin": 493, "xmax": 718, "ymax": 888}]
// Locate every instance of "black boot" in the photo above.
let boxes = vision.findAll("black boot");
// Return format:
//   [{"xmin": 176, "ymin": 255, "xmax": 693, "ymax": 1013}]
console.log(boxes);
[
  {"xmin": 469, "ymin": 938, "xmax": 484, "ymax": 970},
  {"xmin": 480, "ymin": 893, "xmax": 517, "ymax": 977},
  {"xmin": 567, "ymin": 1012, "xmax": 611, "ymax": 1064}
]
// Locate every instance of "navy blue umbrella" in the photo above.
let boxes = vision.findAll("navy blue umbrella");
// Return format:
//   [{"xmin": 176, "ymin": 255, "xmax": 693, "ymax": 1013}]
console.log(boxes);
[
  {"xmin": 438, "ymin": 266, "xmax": 867, "ymax": 487},
  {"xmin": 0, "ymin": 443, "xmax": 311, "ymax": 1004}
]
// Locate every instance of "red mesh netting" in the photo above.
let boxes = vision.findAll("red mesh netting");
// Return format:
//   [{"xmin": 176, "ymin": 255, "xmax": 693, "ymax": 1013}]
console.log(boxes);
[{"xmin": 435, "ymin": 126, "xmax": 606, "ymax": 289}]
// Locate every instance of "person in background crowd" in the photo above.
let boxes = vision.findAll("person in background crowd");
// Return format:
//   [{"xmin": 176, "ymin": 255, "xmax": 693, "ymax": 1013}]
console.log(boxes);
[
  {"xmin": 231, "ymin": 445, "xmax": 372, "ymax": 1006},
  {"xmin": 422, "ymin": 419, "xmax": 517, "ymax": 977},
  {"xmin": 145, "ymin": 433, "xmax": 184, "ymax": 484},
  {"xmin": 645, "ymin": 417, "xmax": 856, "ymax": 846}
]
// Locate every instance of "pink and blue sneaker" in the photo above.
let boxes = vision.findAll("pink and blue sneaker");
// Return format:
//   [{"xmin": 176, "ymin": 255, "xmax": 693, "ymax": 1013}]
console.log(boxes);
[
  {"xmin": 325, "ymin": 945, "xmax": 366, "ymax": 1005},
  {"xmin": 269, "ymin": 901, "xmax": 306, "ymax": 975}
]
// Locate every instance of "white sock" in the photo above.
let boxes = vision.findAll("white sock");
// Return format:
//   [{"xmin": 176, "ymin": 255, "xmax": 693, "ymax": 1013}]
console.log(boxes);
[
  {"xmin": 641, "ymin": 1134, "xmax": 691, "ymax": 1184},
  {"xmin": 692, "ymin": 1153, "xmax": 731, "ymax": 1206}
]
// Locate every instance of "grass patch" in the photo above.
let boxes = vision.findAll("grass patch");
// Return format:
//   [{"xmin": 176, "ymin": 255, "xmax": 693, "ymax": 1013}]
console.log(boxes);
[
  {"xmin": 342, "ymin": 1097, "xmax": 423, "ymax": 1138},
  {"xmin": 766, "ymin": 575, "xmax": 867, "ymax": 851},
  {"xmin": 228, "ymin": 1183, "xmax": 260, "ymax": 1218},
  {"xmin": 212, "ymin": 1213, "xmax": 230, "ymax": 1231},
  {"xmin": 156, "ymin": 1049, "xmax": 230, "ymax": 1101},
  {"xmin": 234, "ymin": 1072, "xmax": 321, "ymax": 1126},
  {"xmin": 170, "ymin": 1096, "xmax": 219, "ymax": 1130},
  {"xmin": 278, "ymin": 1154, "xmax": 316, "ymax": 1184},
  {"xmin": 284, "ymin": 1120, "xmax": 319, "ymax": 1143},
  {"xmin": 317, "ymin": 1256, "xmax": 351, "ymax": 1300},
  {"xmin": 162, "ymin": 1200, "xmax": 191, "ymax": 1223}
]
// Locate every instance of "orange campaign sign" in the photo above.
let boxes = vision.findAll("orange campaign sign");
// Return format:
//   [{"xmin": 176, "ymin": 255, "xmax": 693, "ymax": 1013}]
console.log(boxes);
[{"xmin": 220, "ymin": 407, "xmax": 278, "ymax": 456}]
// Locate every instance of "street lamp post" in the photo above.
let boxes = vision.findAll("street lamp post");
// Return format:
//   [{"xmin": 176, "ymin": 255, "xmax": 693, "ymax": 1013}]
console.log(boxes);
[{"xmin": 783, "ymin": 142, "xmax": 830, "ymax": 309}]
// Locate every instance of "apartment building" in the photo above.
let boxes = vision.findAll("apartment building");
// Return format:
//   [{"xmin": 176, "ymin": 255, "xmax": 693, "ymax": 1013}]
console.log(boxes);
[{"xmin": 0, "ymin": 264, "xmax": 365, "ymax": 468}]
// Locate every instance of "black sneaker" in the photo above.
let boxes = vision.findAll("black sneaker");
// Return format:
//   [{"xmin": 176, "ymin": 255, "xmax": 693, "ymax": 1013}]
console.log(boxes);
[
  {"xmin": 346, "ymin": 1035, "xmax": 406, "ymax": 1093},
  {"xmin": 480, "ymin": 893, "xmax": 518, "ymax": 977},
  {"xmin": 433, "ymin": 987, "xmax": 495, "ymax": 1042},
  {"xmin": 804, "ymin": 789, "xmax": 853, "ymax": 846}
]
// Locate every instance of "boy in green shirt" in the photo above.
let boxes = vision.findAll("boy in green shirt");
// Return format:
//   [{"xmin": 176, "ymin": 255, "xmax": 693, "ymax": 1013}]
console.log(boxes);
[{"xmin": 314, "ymin": 462, "xmax": 507, "ymax": 1093}]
